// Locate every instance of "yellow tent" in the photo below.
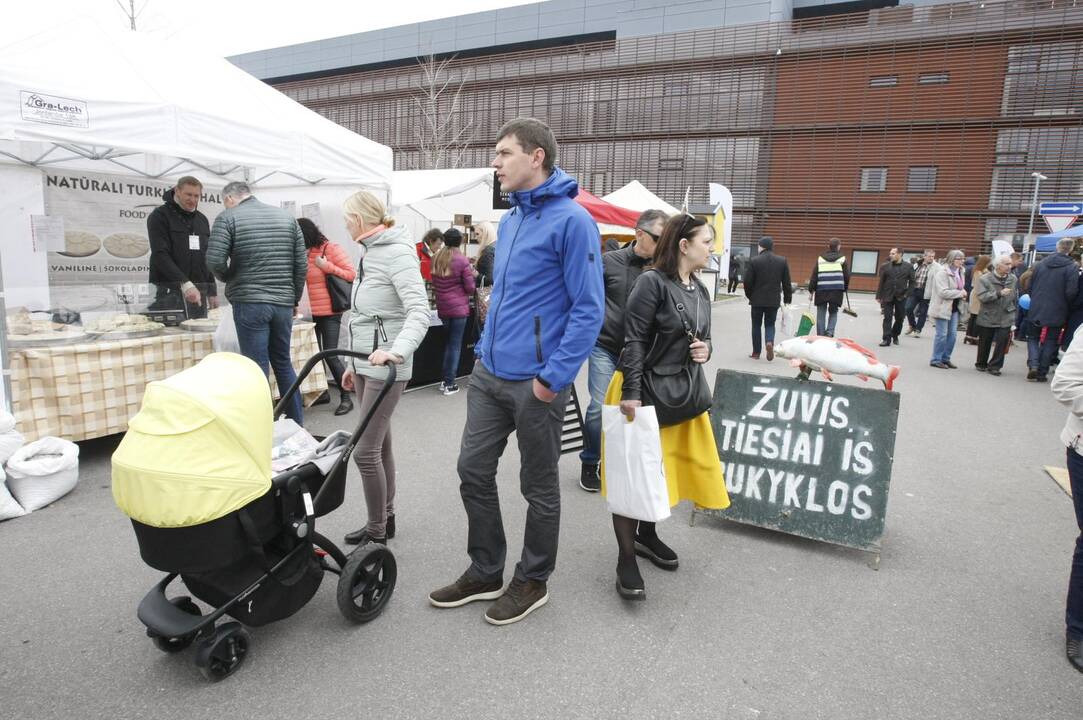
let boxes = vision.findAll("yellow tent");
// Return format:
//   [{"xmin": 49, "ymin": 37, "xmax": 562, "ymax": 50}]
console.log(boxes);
[{"xmin": 112, "ymin": 352, "xmax": 273, "ymax": 528}]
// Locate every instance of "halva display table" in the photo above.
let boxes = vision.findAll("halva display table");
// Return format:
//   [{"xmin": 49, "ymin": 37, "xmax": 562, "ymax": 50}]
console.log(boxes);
[{"xmin": 10, "ymin": 323, "xmax": 327, "ymax": 442}]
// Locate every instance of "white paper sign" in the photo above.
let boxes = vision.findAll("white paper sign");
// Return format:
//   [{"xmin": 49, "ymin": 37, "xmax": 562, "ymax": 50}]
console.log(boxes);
[
  {"xmin": 281, "ymin": 200, "xmax": 297, "ymax": 216},
  {"xmin": 30, "ymin": 215, "xmax": 65, "ymax": 253},
  {"xmin": 302, "ymin": 203, "xmax": 321, "ymax": 220}
]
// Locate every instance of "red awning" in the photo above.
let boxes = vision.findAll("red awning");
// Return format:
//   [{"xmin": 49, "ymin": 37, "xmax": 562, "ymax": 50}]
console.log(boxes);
[{"xmin": 574, "ymin": 189, "xmax": 641, "ymax": 228}]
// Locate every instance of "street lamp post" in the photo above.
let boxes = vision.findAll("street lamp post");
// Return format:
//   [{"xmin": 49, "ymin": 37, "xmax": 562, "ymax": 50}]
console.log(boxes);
[{"xmin": 1027, "ymin": 171, "xmax": 1048, "ymax": 239}]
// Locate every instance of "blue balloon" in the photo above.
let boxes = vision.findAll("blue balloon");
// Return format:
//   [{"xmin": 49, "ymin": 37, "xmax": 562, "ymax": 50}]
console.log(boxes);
[{"xmin": 1020, "ymin": 293, "xmax": 1031, "ymax": 310}]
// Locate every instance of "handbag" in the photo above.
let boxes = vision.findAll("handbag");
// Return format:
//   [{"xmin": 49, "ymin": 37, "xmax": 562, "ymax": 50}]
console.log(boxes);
[
  {"xmin": 476, "ymin": 279, "xmax": 493, "ymax": 326},
  {"xmin": 639, "ymin": 280, "xmax": 712, "ymax": 428},
  {"xmin": 322, "ymin": 246, "xmax": 352, "ymax": 313}
]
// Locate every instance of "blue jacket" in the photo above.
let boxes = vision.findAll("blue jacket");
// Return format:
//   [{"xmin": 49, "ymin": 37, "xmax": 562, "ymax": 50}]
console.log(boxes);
[
  {"xmin": 1029, "ymin": 252, "xmax": 1080, "ymax": 328},
  {"xmin": 478, "ymin": 168, "xmax": 604, "ymax": 392}
]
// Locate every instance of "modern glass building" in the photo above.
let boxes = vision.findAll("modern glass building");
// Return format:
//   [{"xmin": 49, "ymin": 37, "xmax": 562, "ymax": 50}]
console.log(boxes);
[{"xmin": 232, "ymin": 0, "xmax": 1083, "ymax": 288}]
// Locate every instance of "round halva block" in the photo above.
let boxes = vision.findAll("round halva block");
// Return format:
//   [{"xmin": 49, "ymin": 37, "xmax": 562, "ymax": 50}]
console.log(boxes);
[
  {"xmin": 103, "ymin": 232, "xmax": 150, "ymax": 259},
  {"xmin": 60, "ymin": 230, "xmax": 101, "ymax": 258}
]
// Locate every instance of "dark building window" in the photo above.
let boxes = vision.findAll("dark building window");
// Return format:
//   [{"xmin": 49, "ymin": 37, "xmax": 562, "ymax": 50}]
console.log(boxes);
[
  {"xmin": 659, "ymin": 158, "xmax": 684, "ymax": 171},
  {"xmin": 907, "ymin": 166, "xmax": 938, "ymax": 192},
  {"xmin": 869, "ymin": 75, "xmax": 898, "ymax": 88},
  {"xmin": 851, "ymin": 250, "xmax": 881, "ymax": 275},
  {"xmin": 918, "ymin": 72, "xmax": 950, "ymax": 85},
  {"xmin": 860, "ymin": 167, "xmax": 888, "ymax": 192}
]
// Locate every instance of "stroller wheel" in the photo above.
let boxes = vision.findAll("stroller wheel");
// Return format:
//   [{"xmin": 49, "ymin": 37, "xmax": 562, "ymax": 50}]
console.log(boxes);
[
  {"xmin": 337, "ymin": 542, "xmax": 397, "ymax": 624},
  {"xmin": 151, "ymin": 596, "xmax": 202, "ymax": 653},
  {"xmin": 194, "ymin": 622, "xmax": 250, "ymax": 682}
]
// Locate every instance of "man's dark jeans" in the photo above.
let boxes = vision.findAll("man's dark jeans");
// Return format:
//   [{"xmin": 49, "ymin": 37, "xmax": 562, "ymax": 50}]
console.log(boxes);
[
  {"xmin": 905, "ymin": 288, "xmax": 929, "ymax": 332},
  {"xmin": 1028, "ymin": 324, "xmax": 1063, "ymax": 378},
  {"xmin": 1065, "ymin": 447, "xmax": 1083, "ymax": 640},
  {"xmin": 751, "ymin": 306, "xmax": 778, "ymax": 355},
  {"xmin": 882, "ymin": 298, "xmax": 906, "ymax": 341},
  {"xmin": 457, "ymin": 363, "xmax": 569, "ymax": 583},
  {"xmin": 233, "ymin": 302, "xmax": 303, "ymax": 425}
]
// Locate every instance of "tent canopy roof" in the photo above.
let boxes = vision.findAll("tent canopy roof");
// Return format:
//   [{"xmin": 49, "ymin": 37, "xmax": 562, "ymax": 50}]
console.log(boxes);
[
  {"xmin": 1036, "ymin": 225, "xmax": 1083, "ymax": 252},
  {"xmin": 0, "ymin": 17, "xmax": 392, "ymax": 188},
  {"xmin": 603, "ymin": 180, "xmax": 680, "ymax": 217},
  {"xmin": 391, "ymin": 168, "xmax": 494, "ymax": 207}
]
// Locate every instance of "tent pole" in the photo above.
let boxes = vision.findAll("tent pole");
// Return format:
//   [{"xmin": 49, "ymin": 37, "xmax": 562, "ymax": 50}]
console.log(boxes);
[{"xmin": 0, "ymin": 249, "xmax": 13, "ymax": 414}]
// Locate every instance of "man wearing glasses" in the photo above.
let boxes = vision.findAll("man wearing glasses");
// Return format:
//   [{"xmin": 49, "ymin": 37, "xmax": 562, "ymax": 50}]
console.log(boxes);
[{"xmin": 578, "ymin": 209, "xmax": 668, "ymax": 492}]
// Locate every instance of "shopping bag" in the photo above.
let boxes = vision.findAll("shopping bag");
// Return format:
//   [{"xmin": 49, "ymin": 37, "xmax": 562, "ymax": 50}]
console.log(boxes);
[
  {"xmin": 213, "ymin": 304, "xmax": 241, "ymax": 353},
  {"xmin": 602, "ymin": 405, "xmax": 670, "ymax": 522},
  {"xmin": 779, "ymin": 305, "xmax": 793, "ymax": 335},
  {"xmin": 797, "ymin": 311, "xmax": 815, "ymax": 337}
]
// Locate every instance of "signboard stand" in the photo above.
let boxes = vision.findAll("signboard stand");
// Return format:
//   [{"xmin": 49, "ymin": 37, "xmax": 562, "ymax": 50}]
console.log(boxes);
[{"xmin": 693, "ymin": 369, "xmax": 900, "ymax": 569}]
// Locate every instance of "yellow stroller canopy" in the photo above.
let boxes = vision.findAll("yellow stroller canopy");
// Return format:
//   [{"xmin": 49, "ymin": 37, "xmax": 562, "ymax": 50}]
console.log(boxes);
[{"xmin": 112, "ymin": 352, "xmax": 273, "ymax": 528}]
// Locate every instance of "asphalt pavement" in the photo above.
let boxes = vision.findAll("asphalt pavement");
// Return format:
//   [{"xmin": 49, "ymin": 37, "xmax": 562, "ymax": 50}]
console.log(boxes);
[{"xmin": 1, "ymin": 290, "xmax": 1081, "ymax": 719}]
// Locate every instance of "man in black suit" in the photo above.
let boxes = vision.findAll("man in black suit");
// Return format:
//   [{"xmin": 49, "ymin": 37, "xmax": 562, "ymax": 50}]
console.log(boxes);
[{"xmin": 743, "ymin": 236, "xmax": 793, "ymax": 360}]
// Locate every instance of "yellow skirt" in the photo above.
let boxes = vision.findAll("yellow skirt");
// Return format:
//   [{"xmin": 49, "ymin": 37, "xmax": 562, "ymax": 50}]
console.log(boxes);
[{"xmin": 600, "ymin": 371, "xmax": 730, "ymax": 510}]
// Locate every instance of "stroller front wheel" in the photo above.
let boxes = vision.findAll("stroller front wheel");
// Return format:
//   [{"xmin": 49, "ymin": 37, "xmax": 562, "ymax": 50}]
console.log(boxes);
[
  {"xmin": 337, "ymin": 543, "xmax": 397, "ymax": 624},
  {"xmin": 194, "ymin": 622, "xmax": 250, "ymax": 682}
]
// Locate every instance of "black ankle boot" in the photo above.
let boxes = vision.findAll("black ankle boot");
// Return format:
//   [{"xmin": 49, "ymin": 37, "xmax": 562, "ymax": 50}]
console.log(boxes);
[
  {"xmin": 615, "ymin": 557, "xmax": 645, "ymax": 600},
  {"xmin": 334, "ymin": 393, "xmax": 354, "ymax": 416},
  {"xmin": 344, "ymin": 528, "xmax": 386, "ymax": 546},
  {"xmin": 634, "ymin": 532, "xmax": 679, "ymax": 570},
  {"xmin": 386, "ymin": 513, "xmax": 396, "ymax": 539}
]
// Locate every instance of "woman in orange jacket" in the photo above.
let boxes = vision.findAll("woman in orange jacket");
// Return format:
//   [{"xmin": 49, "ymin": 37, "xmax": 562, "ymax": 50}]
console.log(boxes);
[{"xmin": 300, "ymin": 217, "xmax": 357, "ymax": 416}]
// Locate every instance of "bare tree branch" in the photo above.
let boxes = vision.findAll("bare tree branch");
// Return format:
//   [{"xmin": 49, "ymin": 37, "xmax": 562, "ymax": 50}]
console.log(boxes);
[{"xmin": 410, "ymin": 53, "xmax": 476, "ymax": 170}]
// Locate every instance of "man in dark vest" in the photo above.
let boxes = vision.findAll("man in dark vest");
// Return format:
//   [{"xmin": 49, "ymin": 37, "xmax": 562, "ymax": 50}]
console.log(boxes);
[
  {"xmin": 147, "ymin": 176, "xmax": 217, "ymax": 318},
  {"xmin": 808, "ymin": 237, "xmax": 849, "ymax": 337},
  {"xmin": 578, "ymin": 208, "xmax": 667, "ymax": 492}
]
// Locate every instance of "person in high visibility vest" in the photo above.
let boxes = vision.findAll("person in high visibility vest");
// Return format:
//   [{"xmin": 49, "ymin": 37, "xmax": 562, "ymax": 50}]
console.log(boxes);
[{"xmin": 808, "ymin": 238, "xmax": 849, "ymax": 337}]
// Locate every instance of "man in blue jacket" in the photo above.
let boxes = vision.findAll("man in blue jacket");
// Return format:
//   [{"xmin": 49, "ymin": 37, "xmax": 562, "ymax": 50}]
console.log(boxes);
[
  {"xmin": 1028, "ymin": 238, "xmax": 1081, "ymax": 382},
  {"xmin": 429, "ymin": 118, "xmax": 604, "ymax": 625}
]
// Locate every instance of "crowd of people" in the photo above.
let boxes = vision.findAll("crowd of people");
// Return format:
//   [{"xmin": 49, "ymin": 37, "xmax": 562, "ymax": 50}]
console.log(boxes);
[{"xmin": 142, "ymin": 117, "xmax": 1082, "ymax": 670}]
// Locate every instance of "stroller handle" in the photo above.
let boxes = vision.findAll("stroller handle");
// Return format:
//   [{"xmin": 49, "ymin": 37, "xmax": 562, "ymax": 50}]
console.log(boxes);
[{"xmin": 273, "ymin": 349, "xmax": 397, "ymax": 421}]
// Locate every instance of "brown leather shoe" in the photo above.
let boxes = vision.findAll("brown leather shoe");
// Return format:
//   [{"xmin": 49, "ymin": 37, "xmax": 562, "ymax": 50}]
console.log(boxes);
[
  {"xmin": 429, "ymin": 571, "xmax": 504, "ymax": 608},
  {"xmin": 749, "ymin": 353, "xmax": 760, "ymax": 359},
  {"xmin": 765, "ymin": 342, "xmax": 774, "ymax": 361},
  {"xmin": 484, "ymin": 577, "xmax": 548, "ymax": 625}
]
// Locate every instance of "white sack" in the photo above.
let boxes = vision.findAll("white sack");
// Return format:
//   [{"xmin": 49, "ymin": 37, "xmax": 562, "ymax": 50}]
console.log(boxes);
[
  {"xmin": 5, "ymin": 436, "xmax": 79, "ymax": 512},
  {"xmin": 0, "ymin": 466, "xmax": 27, "ymax": 521}
]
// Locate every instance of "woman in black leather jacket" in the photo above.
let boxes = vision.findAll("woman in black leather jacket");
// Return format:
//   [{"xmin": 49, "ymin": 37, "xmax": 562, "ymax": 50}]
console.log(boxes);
[{"xmin": 606, "ymin": 213, "xmax": 730, "ymax": 600}]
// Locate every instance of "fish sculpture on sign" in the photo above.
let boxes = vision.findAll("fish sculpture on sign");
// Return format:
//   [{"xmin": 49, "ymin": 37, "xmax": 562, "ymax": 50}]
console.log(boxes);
[{"xmin": 773, "ymin": 335, "xmax": 900, "ymax": 391}]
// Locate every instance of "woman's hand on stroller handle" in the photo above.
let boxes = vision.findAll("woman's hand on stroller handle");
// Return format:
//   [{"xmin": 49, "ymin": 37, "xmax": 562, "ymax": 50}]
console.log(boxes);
[{"xmin": 369, "ymin": 349, "xmax": 403, "ymax": 367}]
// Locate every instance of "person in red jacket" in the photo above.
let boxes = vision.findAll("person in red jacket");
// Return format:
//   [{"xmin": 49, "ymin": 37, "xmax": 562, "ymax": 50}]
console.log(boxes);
[
  {"xmin": 300, "ymin": 217, "xmax": 357, "ymax": 415},
  {"xmin": 416, "ymin": 228, "xmax": 444, "ymax": 282},
  {"xmin": 431, "ymin": 228, "xmax": 477, "ymax": 394}
]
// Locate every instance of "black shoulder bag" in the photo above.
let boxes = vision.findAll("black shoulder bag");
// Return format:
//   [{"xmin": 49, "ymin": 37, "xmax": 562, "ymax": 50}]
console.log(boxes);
[
  {"xmin": 640, "ymin": 279, "xmax": 713, "ymax": 427},
  {"xmin": 322, "ymin": 245, "xmax": 352, "ymax": 313}
]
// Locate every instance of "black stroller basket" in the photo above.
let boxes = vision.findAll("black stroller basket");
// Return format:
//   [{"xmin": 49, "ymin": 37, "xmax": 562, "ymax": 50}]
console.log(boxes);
[
  {"xmin": 131, "ymin": 351, "xmax": 399, "ymax": 682},
  {"xmin": 271, "ymin": 350, "xmax": 398, "ymax": 518}
]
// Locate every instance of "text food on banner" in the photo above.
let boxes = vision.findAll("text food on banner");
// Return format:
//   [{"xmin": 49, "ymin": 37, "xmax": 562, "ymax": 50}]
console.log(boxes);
[{"xmin": 695, "ymin": 369, "xmax": 900, "ymax": 568}]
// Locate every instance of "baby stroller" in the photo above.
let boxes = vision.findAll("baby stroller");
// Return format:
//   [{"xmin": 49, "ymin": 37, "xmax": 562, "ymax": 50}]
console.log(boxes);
[{"xmin": 112, "ymin": 350, "xmax": 397, "ymax": 682}]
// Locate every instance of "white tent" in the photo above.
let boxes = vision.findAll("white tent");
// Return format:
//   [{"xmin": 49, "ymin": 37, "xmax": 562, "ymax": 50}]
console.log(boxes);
[
  {"xmin": 0, "ymin": 17, "xmax": 394, "ymax": 411},
  {"xmin": 0, "ymin": 17, "xmax": 393, "ymax": 189},
  {"xmin": 603, "ymin": 181, "xmax": 680, "ymax": 217},
  {"xmin": 390, "ymin": 168, "xmax": 505, "ymax": 248}
]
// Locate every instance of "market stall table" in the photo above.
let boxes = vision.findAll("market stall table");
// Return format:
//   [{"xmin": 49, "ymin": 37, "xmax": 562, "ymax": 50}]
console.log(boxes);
[{"xmin": 10, "ymin": 322, "xmax": 327, "ymax": 442}]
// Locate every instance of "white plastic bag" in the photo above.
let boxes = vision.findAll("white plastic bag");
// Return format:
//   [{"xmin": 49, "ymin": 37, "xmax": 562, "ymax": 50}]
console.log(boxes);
[
  {"xmin": 271, "ymin": 419, "xmax": 321, "ymax": 473},
  {"xmin": 213, "ymin": 304, "xmax": 241, "ymax": 353},
  {"xmin": 5, "ymin": 436, "xmax": 79, "ymax": 512},
  {"xmin": 779, "ymin": 304, "xmax": 794, "ymax": 336},
  {"xmin": 0, "ymin": 467, "xmax": 27, "ymax": 521},
  {"xmin": 0, "ymin": 410, "xmax": 24, "ymax": 464},
  {"xmin": 602, "ymin": 405, "xmax": 670, "ymax": 522}
]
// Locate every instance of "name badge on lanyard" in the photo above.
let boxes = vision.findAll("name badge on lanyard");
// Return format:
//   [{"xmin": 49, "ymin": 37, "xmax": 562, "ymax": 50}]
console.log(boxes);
[{"xmin": 189, "ymin": 235, "xmax": 201, "ymax": 251}]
